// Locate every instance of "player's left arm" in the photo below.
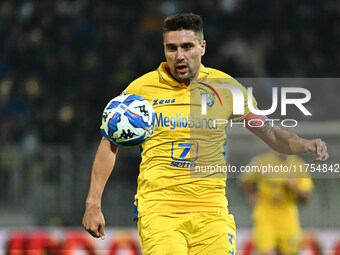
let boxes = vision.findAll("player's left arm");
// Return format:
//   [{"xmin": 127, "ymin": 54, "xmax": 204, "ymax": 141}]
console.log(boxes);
[{"xmin": 245, "ymin": 114, "xmax": 329, "ymax": 162}]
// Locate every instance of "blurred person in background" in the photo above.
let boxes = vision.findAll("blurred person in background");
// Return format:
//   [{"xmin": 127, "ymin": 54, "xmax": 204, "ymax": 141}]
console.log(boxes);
[{"xmin": 241, "ymin": 151, "xmax": 313, "ymax": 255}]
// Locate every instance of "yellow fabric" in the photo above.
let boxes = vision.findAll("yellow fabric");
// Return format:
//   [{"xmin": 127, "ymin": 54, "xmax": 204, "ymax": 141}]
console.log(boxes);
[
  {"xmin": 138, "ymin": 212, "xmax": 236, "ymax": 255},
  {"xmin": 118, "ymin": 62, "xmax": 257, "ymax": 217},
  {"xmin": 254, "ymin": 223, "xmax": 301, "ymax": 254},
  {"xmin": 241, "ymin": 151, "xmax": 314, "ymax": 254}
]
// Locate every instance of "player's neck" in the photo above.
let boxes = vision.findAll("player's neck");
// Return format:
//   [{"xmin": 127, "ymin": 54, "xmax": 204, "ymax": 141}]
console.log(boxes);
[{"xmin": 188, "ymin": 66, "xmax": 201, "ymax": 85}]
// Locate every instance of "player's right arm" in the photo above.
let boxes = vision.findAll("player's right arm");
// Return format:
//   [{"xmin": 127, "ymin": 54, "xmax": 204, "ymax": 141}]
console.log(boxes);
[
  {"xmin": 254, "ymin": 123, "xmax": 328, "ymax": 161},
  {"xmin": 244, "ymin": 112, "xmax": 328, "ymax": 161},
  {"xmin": 82, "ymin": 137, "xmax": 119, "ymax": 240}
]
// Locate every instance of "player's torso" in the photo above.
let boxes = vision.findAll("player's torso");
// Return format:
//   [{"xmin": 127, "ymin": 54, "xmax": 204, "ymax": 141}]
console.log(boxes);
[
  {"xmin": 125, "ymin": 68, "xmax": 236, "ymax": 215},
  {"xmin": 139, "ymin": 79, "xmax": 233, "ymax": 178}
]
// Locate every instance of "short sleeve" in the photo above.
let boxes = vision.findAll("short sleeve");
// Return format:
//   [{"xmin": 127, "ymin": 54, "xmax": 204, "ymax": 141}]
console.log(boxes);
[{"xmin": 231, "ymin": 82, "xmax": 257, "ymax": 122}]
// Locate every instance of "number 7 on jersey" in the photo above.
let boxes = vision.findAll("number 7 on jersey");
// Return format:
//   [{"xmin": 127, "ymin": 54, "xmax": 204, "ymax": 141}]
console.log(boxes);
[{"xmin": 171, "ymin": 140, "xmax": 198, "ymax": 162}]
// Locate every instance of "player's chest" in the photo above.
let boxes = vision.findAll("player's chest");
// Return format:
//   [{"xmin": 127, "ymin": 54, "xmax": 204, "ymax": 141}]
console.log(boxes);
[
  {"xmin": 141, "ymin": 85, "xmax": 232, "ymax": 132},
  {"xmin": 141, "ymin": 85, "xmax": 232, "ymax": 116}
]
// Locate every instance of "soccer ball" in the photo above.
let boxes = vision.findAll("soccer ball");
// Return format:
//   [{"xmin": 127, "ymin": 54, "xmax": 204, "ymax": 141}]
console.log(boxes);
[{"xmin": 102, "ymin": 94, "xmax": 156, "ymax": 147}]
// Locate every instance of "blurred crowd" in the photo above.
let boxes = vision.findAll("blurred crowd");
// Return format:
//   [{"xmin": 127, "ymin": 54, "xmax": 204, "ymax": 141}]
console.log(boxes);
[{"xmin": 0, "ymin": 0, "xmax": 339, "ymax": 148}]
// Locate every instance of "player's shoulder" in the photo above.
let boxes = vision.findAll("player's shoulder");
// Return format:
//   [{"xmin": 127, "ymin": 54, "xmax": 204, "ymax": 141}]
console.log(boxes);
[
  {"xmin": 124, "ymin": 70, "xmax": 159, "ymax": 95},
  {"xmin": 204, "ymin": 67, "xmax": 247, "ymax": 91},
  {"xmin": 129, "ymin": 70, "xmax": 159, "ymax": 88}
]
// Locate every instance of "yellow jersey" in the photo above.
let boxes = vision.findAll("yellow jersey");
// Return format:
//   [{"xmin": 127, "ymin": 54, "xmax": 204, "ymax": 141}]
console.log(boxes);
[
  {"xmin": 113, "ymin": 62, "xmax": 257, "ymax": 218},
  {"xmin": 242, "ymin": 151, "xmax": 313, "ymax": 224}
]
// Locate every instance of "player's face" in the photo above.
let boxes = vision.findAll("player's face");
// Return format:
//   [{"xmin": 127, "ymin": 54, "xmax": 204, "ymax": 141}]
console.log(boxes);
[{"xmin": 164, "ymin": 30, "xmax": 206, "ymax": 83}]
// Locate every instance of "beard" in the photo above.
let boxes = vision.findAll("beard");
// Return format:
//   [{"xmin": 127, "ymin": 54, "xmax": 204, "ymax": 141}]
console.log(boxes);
[{"xmin": 173, "ymin": 65, "xmax": 195, "ymax": 83}]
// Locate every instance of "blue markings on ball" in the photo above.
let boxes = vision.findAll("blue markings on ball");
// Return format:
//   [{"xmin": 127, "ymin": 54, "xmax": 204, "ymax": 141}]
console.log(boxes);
[
  {"xmin": 102, "ymin": 94, "xmax": 155, "ymax": 147},
  {"xmin": 107, "ymin": 112, "xmax": 121, "ymax": 137},
  {"xmin": 106, "ymin": 100, "xmax": 121, "ymax": 110},
  {"xmin": 125, "ymin": 109, "xmax": 149, "ymax": 130},
  {"xmin": 123, "ymin": 94, "xmax": 144, "ymax": 106}
]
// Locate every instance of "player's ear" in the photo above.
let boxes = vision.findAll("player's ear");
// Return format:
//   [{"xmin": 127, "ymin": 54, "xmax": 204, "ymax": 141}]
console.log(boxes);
[{"xmin": 201, "ymin": 40, "xmax": 206, "ymax": 56}]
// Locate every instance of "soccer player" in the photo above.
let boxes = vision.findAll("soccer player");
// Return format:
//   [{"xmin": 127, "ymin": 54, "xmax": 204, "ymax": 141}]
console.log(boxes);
[
  {"xmin": 82, "ymin": 13, "xmax": 328, "ymax": 254},
  {"xmin": 241, "ymin": 151, "xmax": 313, "ymax": 255}
]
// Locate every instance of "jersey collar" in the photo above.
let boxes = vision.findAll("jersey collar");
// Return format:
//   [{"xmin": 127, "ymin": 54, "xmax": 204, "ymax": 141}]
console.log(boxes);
[{"xmin": 157, "ymin": 62, "xmax": 210, "ymax": 87}]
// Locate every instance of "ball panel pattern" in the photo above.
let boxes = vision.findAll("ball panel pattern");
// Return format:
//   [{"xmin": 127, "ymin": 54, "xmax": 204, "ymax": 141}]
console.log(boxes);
[{"xmin": 101, "ymin": 94, "xmax": 155, "ymax": 147}]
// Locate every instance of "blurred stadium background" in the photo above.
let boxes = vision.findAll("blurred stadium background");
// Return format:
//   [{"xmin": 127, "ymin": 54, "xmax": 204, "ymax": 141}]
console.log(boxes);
[{"xmin": 0, "ymin": 0, "xmax": 339, "ymax": 254}]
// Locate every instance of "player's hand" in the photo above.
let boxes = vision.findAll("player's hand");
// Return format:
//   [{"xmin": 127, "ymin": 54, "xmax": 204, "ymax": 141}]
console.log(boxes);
[
  {"xmin": 303, "ymin": 139, "xmax": 329, "ymax": 162},
  {"xmin": 82, "ymin": 206, "xmax": 106, "ymax": 240}
]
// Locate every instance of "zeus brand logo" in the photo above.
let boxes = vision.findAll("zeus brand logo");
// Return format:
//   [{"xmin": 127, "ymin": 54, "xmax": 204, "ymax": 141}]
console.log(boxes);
[
  {"xmin": 153, "ymin": 98, "xmax": 176, "ymax": 106},
  {"xmin": 201, "ymin": 85, "xmax": 312, "ymax": 116}
]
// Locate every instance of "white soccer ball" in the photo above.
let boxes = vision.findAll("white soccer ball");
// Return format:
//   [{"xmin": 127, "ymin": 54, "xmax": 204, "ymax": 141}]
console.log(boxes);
[{"xmin": 102, "ymin": 94, "xmax": 156, "ymax": 147}]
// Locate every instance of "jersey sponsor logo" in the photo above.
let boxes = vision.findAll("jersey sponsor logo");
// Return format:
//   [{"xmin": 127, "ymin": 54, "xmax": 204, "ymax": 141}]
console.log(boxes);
[
  {"xmin": 155, "ymin": 113, "xmax": 217, "ymax": 130},
  {"xmin": 153, "ymin": 98, "xmax": 176, "ymax": 106},
  {"xmin": 171, "ymin": 141, "xmax": 198, "ymax": 168},
  {"xmin": 171, "ymin": 161, "xmax": 196, "ymax": 169},
  {"xmin": 171, "ymin": 141, "xmax": 198, "ymax": 162}
]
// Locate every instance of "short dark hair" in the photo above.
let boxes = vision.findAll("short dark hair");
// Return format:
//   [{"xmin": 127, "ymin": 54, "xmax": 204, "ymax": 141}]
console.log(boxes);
[{"xmin": 163, "ymin": 13, "xmax": 204, "ymax": 42}]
